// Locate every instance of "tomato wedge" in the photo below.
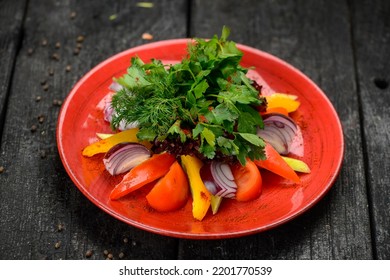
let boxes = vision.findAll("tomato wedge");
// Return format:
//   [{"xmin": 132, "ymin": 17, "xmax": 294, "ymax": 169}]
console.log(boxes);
[
  {"xmin": 254, "ymin": 143, "xmax": 300, "ymax": 183},
  {"xmin": 110, "ymin": 153, "xmax": 176, "ymax": 200},
  {"xmin": 146, "ymin": 161, "xmax": 189, "ymax": 212},
  {"xmin": 231, "ymin": 160, "xmax": 262, "ymax": 202}
]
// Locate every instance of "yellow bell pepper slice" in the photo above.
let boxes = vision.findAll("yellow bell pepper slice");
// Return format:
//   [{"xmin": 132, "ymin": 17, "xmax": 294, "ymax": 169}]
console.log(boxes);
[
  {"xmin": 96, "ymin": 133, "xmax": 114, "ymax": 140},
  {"xmin": 82, "ymin": 128, "xmax": 151, "ymax": 157},
  {"xmin": 266, "ymin": 93, "xmax": 300, "ymax": 113},
  {"xmin": 281, "ymin": 156, "xmax": 311, "ymax": 173},
  {"xmin": 181, "ymin": 155, "xmax": 211, "ymax": 221},
  {"xmin": 210, "ymin": 195, "xmax": 223, "ymax": 215}
]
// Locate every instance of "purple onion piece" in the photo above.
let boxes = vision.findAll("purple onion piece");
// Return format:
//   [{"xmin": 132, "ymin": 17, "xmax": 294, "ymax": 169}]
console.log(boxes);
[
  {"xmin": 200, "ymin": 161, "xmax": 237, "ymax": 199},
  {"xmin": 257, "ymin": 113, "xmax": 298, "ymax": 155},
  {"xmin": 257, "ymin": 129, "xmax": 287, "ymax": 154},
  {"xmin": 103, "ymin": 97, "xmax": 139, "ymax": 131},
  {"xmin": 109, "ymin": 81, "xmax": 124, "ymax": 92},
  {"xmin": 200, "ymin": 163, "xmax": 216, "ymax": 193},
  {"xmin": 104, "ymin": 98, "xmax": 114, "ymax": 123},
  {"xmin": 103, "ymin": 142, "xmax": 151, "ymax": 175}
]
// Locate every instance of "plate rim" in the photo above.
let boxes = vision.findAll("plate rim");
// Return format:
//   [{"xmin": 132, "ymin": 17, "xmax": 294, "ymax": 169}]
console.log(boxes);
[{"xmin": 56, "ymin": 38, "xmax": 344, "ymax": 239}]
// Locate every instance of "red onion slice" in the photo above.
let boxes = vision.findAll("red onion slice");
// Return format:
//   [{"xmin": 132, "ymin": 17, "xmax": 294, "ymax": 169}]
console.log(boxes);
[
  {"xmin": 103, "ymin": 142, "xmax": 151, "ymax": 175},
  {"xmin": 257, "ymin": 113, "xmax": 298, "ymax": 155},
  {"xmin": 200, "ymin": 161, "xmax": 237, "ymax": 198},
  {"xmin": 103, "ymin": 96, "xmax": 139, "ymax": 130},
  {"xmin": 104, "ymin": 98, "xmax": 114, "ymax": 123},
  {"xmin": 109, "ymin": 81, "xmax": 123, "ymax": 92}
]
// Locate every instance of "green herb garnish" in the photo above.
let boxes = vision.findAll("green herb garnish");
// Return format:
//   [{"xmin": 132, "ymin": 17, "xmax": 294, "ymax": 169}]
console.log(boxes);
[{"xmin": 111, "ymin": 26, "xmax": 266, "ymax": 165}]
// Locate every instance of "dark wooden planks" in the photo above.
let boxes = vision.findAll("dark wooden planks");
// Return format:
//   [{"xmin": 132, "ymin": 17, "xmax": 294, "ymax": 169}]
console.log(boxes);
[
  {"xmin": 180, "ymin": 0, "xmax": 372, "ymax": 259},
  {"xmin": 0, "ymin": 0, "xmax": 188, "ymax": 260},
  {"xmin": 0, "ymin": 0, "xmax": 28, "ymax": 140},
  {"xmin": 350, "ymin": 0, "xmax": 390, "ymax": 259}
]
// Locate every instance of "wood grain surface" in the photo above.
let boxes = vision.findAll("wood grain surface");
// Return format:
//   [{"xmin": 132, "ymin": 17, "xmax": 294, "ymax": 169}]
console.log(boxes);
[
  {"xmin": 349, "ymin": 0, "xmax": 390, "ymax": 259},
  {"xmin": 0, "ymin": 0, "xmax": 388, "ymax": 260},
  {"xmin": 0, "ymin": 0, "xmax": 28, "ymax": 139},
  {"xmin": 184, "ymin": 0, "xmax": 371, "ymax": 260}
]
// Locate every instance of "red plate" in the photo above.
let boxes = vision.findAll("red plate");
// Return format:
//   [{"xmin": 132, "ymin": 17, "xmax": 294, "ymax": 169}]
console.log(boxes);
[{"xmin": 57, "ymin": 39, "xmax": 344, "ymax": 239}]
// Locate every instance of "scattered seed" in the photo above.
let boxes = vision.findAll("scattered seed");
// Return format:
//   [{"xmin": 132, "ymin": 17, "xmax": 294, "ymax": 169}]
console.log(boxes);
[
  {"xmin": 109, "ymin": 14, "xmax": 117, "ymax": 21},
  {"xmin": 70, "ymin": 11, "xmax": 77, "ymax": 19},
  {"xmin": 65, "ymin": 65, "xmax": 72, "ymax": 72},
  {"xmin": 132, "ymin": 241, "xmax": 137, "ymax": 246},
  {"xmin": 30, "ymin": 125, "xmax": 37, "ymax": 132},
  {"xmin": 123, "ymin": 237, "xmax": 129, "ymax": 244},
  {"xmin": 76, "ymin": 43, "xmax": 83, "ymax": 49},
  {"xmin": 136, "ymin": 2, "xmax": 154, "ymax": 8},
  {"xmin": 0, "ymin": 166, "xmax": 4, "ymax": 173},
  {"xmin": 118, "ymin": 252, "xmax": 125, "ymax": 259},
  {"xmin": 27, "ymin": 48, "xmax": 34, "ymax": 55},
  {"xmin": 54, "ymin": 241, "xmax": 61, "ymax": 249},
  {"xmin": 40, "ymin": 150, "xmax": 47, "ymax": 159},
  {"xmin": 85, "ymin": 250, "xmax": 93, "ymax": 258},
  {"xmin": 42, "ymin": 83, "xmax": 49, "ymax": 91},
  {"xmin": 55, "ymin": 42, "xmax": 61, "ymax": 49},
  {"xmin": 38, "ymin": 115, "xmax": 45, "ymax": 123},
  {"xmin": 73, "ymin": 48, "xmax": 80, "ymax": 55},
  {"xmin": 53, "ymin": 99, "xmax": 63, "ymax": 106},
  {"xmin": 48, "ymin": 68, "xmax": 54, "ymax": 76},
  {"xmin": 76, "ymin": 35, "xmax": 85, "ymax": 43},
  {"xmin": 41, "ymin": 130, "xmax": 45, "ymax": 136},
  {"xmin": 40, "ymin": 79, "xmax": 47, "ymax": 85},
  {"xmin": 142, "ymin": 32, "xmax": 153, "ymax": 40},
  {"xmin": 103, "ymin": 250, "xmax": 109, "ymax": 256},
  {"xmin": 35, "ymin": 96, "xmax": 42, "ymax": 102},
  {"xmin": 51, "ymin": 53, "xmax": 60, "ymax": 61},
  {"xmin": 57, "ymin": 223, "xmax": 64, "ymax": 232},
  {"xmin": 41, "ymin": 39, "xmax": 48, "ymax": 46},
  {"xmin": 107, "ymin": 253, "xmax": 113, "ymax": 259}
]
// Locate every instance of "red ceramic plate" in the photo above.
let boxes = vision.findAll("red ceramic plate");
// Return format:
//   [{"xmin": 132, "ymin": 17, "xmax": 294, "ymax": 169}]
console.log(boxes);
[{"xmin": 57, "ymin": 39, "xmax": 344, "ymax": 239}]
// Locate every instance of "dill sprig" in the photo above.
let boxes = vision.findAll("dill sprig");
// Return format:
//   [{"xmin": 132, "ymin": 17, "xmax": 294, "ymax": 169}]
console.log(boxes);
[{"xmin": 110, "ymin": 26, "xmax": 266, "ymax": 165}]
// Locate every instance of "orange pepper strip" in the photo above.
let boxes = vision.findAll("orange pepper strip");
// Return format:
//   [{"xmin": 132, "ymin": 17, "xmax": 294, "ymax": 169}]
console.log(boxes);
[
  {"xmin": 254, "ymin": 143, "xmax": 300, "ymax": 183},
  {"xmin": 261, "ymin": 107, "xmax": 289, "ymax": 117},
  {"xmin": 110, "ymin": 153, "xmax": 176, "ymax": 200}
]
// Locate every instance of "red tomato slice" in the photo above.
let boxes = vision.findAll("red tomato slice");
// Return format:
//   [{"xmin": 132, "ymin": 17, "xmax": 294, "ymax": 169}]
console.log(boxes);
[
  {"xmin": 232, "ymin": 160, "xmax": 262, "ymax": 202},
  {"xmin": 110, "ymin": 153, "xmax": 176, "ymax": 200},
  {"xmin": 254, "ymin": 143, "xmax": 300, "ymax": 183},
  {"xmin": 146, "ymin": 161, "xmax": 190, "ymax": 212}
]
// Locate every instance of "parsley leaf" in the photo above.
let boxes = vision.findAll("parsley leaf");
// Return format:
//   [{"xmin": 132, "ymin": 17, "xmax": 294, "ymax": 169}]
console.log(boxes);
[
  {"xmin": 201, "ymin": 127, "xmax": 216, "ymax": 147},
  {"xmin": 168, "ymin": 120, "xmax": 187, "ymax": 143},
  {"xmin": 110, "ymin": 26, "xmax": 267, "ymax": 165}
]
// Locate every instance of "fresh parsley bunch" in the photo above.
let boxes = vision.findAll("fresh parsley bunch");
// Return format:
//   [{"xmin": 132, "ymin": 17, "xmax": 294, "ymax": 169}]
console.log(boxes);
[{"xmin": 111, "ymin": 27, "xmax": 266, "ymax": 165}]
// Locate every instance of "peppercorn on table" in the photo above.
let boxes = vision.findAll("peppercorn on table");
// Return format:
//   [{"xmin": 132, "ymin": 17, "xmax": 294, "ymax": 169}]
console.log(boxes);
[{"xmin": 0, "ymin": 0, "xmax": 389, "ymax": 260}]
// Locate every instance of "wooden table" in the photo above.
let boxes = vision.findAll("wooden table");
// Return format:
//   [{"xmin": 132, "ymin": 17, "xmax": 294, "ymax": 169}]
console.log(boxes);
[{"xmin": 0, "ymin": 0, "xmax": 389, "ymax": 260}]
